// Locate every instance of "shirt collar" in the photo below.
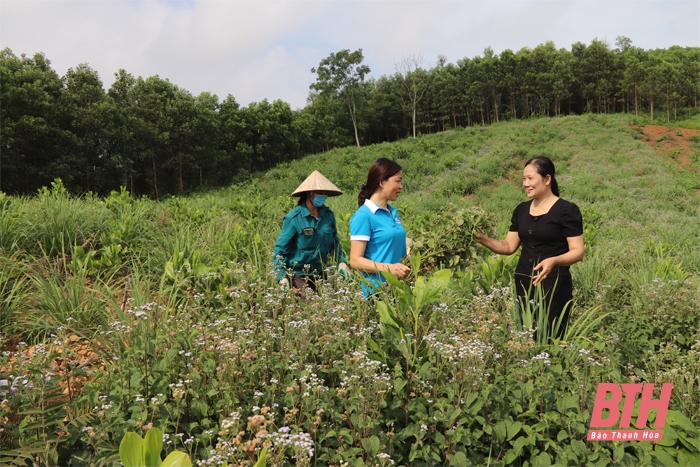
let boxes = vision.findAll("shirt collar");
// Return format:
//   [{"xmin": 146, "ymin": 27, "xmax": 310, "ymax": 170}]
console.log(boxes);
[
  {"xmin": 364, "ymin": 199, "xmax": 392, "ymax": 214},
  {"xmin": 300, "ymin": 204, "xmax": 325, "ymax": 218}
]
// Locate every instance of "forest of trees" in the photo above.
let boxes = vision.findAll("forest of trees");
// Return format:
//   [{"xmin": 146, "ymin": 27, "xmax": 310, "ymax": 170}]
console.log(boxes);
[{"xmin": 1, "ymin": 37, "xmax": 698, "ymax": 197}]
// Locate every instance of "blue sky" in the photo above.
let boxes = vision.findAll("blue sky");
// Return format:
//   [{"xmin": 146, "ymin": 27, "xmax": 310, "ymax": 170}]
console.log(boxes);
[{"xmin": 1, "ymin": 0, "xmax": 698, "ymax": 109}]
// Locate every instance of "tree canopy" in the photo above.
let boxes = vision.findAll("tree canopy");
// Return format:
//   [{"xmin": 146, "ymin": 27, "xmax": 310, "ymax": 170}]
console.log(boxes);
[{"xmin": 1, "ymin": 38, "xmax": 698, "ymax": 196}]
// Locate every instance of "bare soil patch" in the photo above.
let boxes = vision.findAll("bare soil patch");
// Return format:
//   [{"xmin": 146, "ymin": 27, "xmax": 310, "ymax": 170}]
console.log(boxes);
[{"xmin": 633, "ymin": 125, "xmax": 699, "ymax": 172}]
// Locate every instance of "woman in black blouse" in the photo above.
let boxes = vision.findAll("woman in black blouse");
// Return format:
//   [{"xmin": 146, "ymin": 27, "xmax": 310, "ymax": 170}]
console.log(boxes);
[{"xmin": 475, "ymin": 156, "xmax": 584, "ymax": 339}]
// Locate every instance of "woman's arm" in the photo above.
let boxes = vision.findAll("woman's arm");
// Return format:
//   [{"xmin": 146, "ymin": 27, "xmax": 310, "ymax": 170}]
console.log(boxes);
[
  {"xmin": 350, "ymin": 240, "xmax": 410, "ymax": 278},
  {"xmin": 532, "ymin": 235, "xmax": 584, "ymax": 286},
  {"xmin": 475, "ymin": 231, "xmax": 521, "ymax": 255}
]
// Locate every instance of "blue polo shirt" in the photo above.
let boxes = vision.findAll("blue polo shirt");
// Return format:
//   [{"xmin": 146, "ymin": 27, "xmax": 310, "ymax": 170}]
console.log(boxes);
[{"xmin": 350, "ymin": 200, "xmax": 407, "ymax": 296}]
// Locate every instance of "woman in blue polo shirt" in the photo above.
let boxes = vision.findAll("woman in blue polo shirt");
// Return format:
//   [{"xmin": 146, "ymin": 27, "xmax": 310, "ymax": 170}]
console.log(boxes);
[{"xmin": 349, "ymin": 158, "xmax": 411, "ymax": 296}]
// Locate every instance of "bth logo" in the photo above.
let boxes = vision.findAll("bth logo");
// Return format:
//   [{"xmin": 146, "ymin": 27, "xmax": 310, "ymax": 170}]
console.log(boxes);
[{"xmin": 587, "ymin": 383, "xmax": 672, "ymax": 441}]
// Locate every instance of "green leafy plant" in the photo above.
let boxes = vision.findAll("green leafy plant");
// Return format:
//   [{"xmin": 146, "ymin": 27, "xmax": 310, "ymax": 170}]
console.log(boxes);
[
  {"xmin": 408, "ymin": 204, "xmax": 495, "ymax": 272},
  {"xmin": 119, "ymin": 427, "xmax": 192, "ymax": 467},
  {"xmin": 373, "ymin": 254, "xmax": 452, "ymax": 369}
]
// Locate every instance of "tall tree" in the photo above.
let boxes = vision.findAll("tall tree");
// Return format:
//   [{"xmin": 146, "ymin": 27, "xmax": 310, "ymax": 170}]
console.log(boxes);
[
  {"xmin": 617, "ymin": 39, "xmax": 647, "ymax": 115},
  {"xmin": 59, "ymin": 63, "xmax": 109, "ymax": 193},
  {"xmin": 395, "ymin": 53, "xmax": 433, "ymax": 137},
  {"xmin": 0, "ymin": 49, "xmax": 72, "ymax": 193},
  {"xmin": 107, "ymin": 69, "xmax": 140, "ymax": 194},
  {"xmin": 310, "ymin": 49, "xmax": 370, "ymax": 147}
]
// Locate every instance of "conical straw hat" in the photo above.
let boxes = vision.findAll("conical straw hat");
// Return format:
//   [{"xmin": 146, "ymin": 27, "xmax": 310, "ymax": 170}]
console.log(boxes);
[{"xmin": 292, "ymin": 170, "xmax": 343, "ymax": 197}]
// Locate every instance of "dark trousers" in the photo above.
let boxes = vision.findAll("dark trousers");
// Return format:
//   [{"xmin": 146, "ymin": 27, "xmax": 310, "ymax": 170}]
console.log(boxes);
[
  {"xmin": 515, "ymin": 274, "xmax": 572, "ymax": 340},
  {"xmin": 292, "ymin": 275, "xmax": 317, "ymax": 297}
]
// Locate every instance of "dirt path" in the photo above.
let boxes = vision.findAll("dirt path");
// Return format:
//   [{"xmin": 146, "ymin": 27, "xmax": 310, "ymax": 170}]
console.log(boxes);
[{"xmin": 633, "ymin": 125, "xmax": 699, "ymax": 172}]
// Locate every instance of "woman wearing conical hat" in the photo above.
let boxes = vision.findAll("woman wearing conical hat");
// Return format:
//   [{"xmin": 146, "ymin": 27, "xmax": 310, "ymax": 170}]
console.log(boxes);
[{"xmin": 273, "ymin": 171, "xmax": 350, "ymax": 294}]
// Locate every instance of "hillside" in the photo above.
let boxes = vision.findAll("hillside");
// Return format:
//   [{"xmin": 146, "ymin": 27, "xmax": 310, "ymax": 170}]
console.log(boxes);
[
  {"xmin": 1, "ymin": 114, "xmax": 699, "ymax": 466},
  {"xmin": 191, "ymin": 113, "xmax": 700, "ymax": 270}
]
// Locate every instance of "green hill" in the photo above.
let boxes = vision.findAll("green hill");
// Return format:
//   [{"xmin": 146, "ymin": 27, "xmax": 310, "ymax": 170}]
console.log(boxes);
[{"xmin": 1, "ymin": 114, "xmax": 699, "ymax": 466}]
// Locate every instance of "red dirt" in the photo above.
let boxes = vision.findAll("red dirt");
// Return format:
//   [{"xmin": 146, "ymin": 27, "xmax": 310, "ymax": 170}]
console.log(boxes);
[{"xmin": 633, "ymin": 125, "xmax": 699, "ymax": 172}]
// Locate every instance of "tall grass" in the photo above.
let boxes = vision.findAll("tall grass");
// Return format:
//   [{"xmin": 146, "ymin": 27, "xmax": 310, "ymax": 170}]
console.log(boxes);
[
  {"xmin": 0, "ymin": 252, "xmax": 30, "ymax": 335},
  {"xmin": 0, "ymin": 192, "xmax": 22, "ymax": 251},
  {"xmin": 18, "ymin": 180, "xmax": 108, "ymax": 256}
]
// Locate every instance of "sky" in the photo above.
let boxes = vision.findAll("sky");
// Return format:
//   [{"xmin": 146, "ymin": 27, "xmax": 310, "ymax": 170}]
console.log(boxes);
[{"xmin": 1, "ymin": 0, "xmax": 699, "ymax": 109}]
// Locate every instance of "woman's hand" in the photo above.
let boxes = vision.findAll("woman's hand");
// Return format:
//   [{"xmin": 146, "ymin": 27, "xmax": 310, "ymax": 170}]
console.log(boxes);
[
  {"xmin": 533, "ymin": 257, "xmax": 557, "ymax": 286},
  {"xmin": 388, "ymin": 263, "xmax": 410, "ymax": 279},
  {"xmin": 532, "ymin": 235, "xmax": 584, "ymax": 286}
]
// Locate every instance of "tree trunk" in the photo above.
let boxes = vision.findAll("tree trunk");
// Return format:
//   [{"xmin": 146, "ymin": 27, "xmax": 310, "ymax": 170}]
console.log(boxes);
[
  {"xmin": 179, "ymin": 154, "xmax": 183, "ymax": 193},
  {"xmin": 152, "ymin": 158, "xmax": 159, "ymax": 200},
  {"xmin": 347, "ymin": 98, "xmax": 361, "ymax": 147},
  {"xmin": 412, "ymin": 106, "xmax": 417, "ymax": 138},
  {"xmin": 493, "ymin": 91, "xmax": 499, "ymax": 123}
]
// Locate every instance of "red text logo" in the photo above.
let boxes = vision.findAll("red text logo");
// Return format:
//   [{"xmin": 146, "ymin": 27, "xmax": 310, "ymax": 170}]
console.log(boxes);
[{"xmin": 587, "ymin": 383, "xmax": 672, "ymax": 442}]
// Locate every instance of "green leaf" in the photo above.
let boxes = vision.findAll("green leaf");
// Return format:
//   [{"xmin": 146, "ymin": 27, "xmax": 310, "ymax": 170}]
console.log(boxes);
[
  {"xmin": 667, "ymin": 410, "xmax": 697, "ymax": 433},
  {"xmin": 507, "ymin": 421, "xmax": 523, "ymax": 441},
  {"xmin": 130, "ymin": 371, "xmax": 144, "ymax": 388},
  {"xmin": 160, "ymin": 451, "xmax": 192, "ymax": 467},
  {"xmin": 571, "ymin": 439, "xmax": 587, "ymax": 457},
  {"xmin": 361, "ymin": 436, "xmax": 381, "ymax": 457},
  {"xmin": 656, "ymin": 426, "xmax": 679, "ymax": 447},
  {"xmin": 613, "ymin": 444, "xmax": 625, "ymax": 463},
  {"xmin": 493, "ymin": 420, "xmax": 507, "ymax": 444},
  {"xmin": 419, "ymin": 361, "xmax": 431, "ymax": 379},
  {"xmin": 511, "ymin": 436, "xmax": 528, "ymax": 457},
  {"xmin": 503, "ymin": 450, "xmax": 518, "ymax": 465},
  {"xmin": 448, "ymin": 451, "xmax": 468, "ymax": 467},
  {"xmin": 252, "ymin": 448, "xmax": 267, "ymax": 467},
  {"xmin": 534, "ymin": 451, "xmax": 552, "ymax": 466},
  {"xmin": 119, "ymin": 432, "xmax": 145, "ymax": 467},
  {"xmin": 144, "ymin": 427, "xmax": 163, "ymax": 467},
  {"xmin": 164, "ymin": 261, "xmax": 176, "ymax": 280},
  {"xmin": 367, "ymin": 338, "xmax": 381, "ymax": 354},
  {"xmin": 650, "ymin": 448, "xmax": 678, "ymax": 466},
  {"xmin": 556, "ymin": 394, "xmax": 578, "ymax": 414},
  {"xmin": 381, "ymin": 270, "xmax": 411, "ymax": 293},
  {"xmin": 376, "ymin": 301, "xmax": 401, "ymax": 329},
  {"xmin": 677, "ymin": 451, "xmax": 700, "ymax": 466}
]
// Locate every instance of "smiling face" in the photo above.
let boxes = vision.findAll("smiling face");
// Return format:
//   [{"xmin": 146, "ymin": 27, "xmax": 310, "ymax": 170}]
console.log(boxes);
[
  {"xmin": 522, "ymin": 164, "xmax": 551, "ymax": 199},
  {"xmin": 380, "ymin": 171, "xmax": 403, "ymax": 201}
]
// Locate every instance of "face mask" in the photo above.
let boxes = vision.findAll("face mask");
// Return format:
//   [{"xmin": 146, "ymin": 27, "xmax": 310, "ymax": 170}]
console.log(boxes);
[{"xmin": 311, "ymin": 194, "xmax": 327, "ymax": 207}]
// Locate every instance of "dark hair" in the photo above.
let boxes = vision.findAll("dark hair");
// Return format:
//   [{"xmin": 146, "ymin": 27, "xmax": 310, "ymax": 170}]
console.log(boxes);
[
  {"xmin": 524, "ymin": 156, "xmax": 559, "ymax": 197},
  {"xmin": 358, "ymin": 158, "xmax": 402, "ymax": 207},
  {"xmin": 297, "ymin": 192, "xmax": 308, "ymax": 206}
]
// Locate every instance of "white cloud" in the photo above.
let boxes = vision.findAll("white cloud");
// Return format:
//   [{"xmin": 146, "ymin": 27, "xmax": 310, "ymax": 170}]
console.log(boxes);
[{"xmin": 1, "ymin": 0, "xmax": 698, "ymax": 108}]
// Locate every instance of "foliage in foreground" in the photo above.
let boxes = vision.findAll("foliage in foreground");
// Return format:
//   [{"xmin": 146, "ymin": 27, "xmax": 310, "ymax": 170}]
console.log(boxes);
[{"xmin": 1, "ymin": 115, "xmax": 700, "ymax": 465}]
